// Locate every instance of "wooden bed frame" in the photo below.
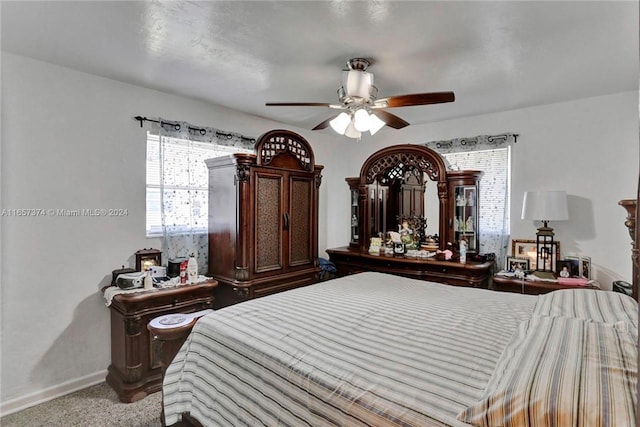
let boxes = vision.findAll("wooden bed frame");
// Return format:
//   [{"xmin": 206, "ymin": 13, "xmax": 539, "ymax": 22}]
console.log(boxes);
[
  {"xmin": 634, "ymin": 174, "xmax": 639, "ymax": 427},
  {"xmin": 163, "ymin": 175, "xmax": 640, "ymax": 427}
]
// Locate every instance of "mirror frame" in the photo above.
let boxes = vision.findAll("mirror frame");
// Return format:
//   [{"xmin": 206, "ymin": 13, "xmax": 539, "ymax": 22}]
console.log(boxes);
[{"xmin": 354, "ymin": 144, "xmax": 449, "ymax": 253}]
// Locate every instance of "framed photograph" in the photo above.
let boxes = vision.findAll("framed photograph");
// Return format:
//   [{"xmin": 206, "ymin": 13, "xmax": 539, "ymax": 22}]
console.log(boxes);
[
  {"xmin": 506, "ymin": 256, "xmax": 530, "ymax": 272},
  {"xmin": 581, "ymin": 256, "xmax": 592, "ymax": 279},
  {"xmin": 564, "ymin": 256, "xmax": 580, "ymax": 277},
  {"xmin": 556, "ymin": 260, "xmax": 573, "ymax": 278},
  {"xmin": 511, "ymin": 239, "xmax": 561, "ymax": 271}
]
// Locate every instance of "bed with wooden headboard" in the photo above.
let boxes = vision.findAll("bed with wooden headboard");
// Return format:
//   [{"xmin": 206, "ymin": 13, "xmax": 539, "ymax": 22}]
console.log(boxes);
[{"xmin": 161, "ymin": 183, "xmax": 639, "ymax": 427}]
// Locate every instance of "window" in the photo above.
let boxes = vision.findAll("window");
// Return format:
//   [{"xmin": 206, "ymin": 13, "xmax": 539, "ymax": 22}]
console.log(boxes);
[
  {"xmin": 442, "ymin": 147, "xmax": 511, "ymax": 257},
  {"xmin": 146, "ymin": 132, "xmax": 253, "ymax": 237}
]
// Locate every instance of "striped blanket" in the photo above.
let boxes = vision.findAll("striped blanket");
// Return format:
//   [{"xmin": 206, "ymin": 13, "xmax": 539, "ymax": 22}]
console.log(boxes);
[{"xmin": 163, "ymin": 272, "xmax": 636, "ymax": 427}]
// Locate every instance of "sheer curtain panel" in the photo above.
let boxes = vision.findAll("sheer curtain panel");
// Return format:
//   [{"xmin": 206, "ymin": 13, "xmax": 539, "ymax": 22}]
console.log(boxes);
[{"xmin": 147, "ymin": 119, "xmax": 254, "ymax": 274}]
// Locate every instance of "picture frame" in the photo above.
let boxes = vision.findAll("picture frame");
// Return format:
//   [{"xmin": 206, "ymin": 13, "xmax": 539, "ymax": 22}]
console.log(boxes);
[
  {"xmin": 505, "ymin": 256, "xmax": 530, "ymax": 272},
  {"xmin": 564, "ymin": 256, "xmax": 580, "ymax": 277},
  {"xmin": 556, "ymin": 259, "xmax": 573, "ymax": 278},
  {"xmin": 511, "ymin": 239, "xmax": 561, "ymax": 271},
  {"xmin": 581, "ymin": 256, "xmax": 592, "ymax": 279}
]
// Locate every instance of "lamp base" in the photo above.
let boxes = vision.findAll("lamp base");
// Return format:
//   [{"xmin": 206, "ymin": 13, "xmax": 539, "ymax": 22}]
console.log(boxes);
[{"xmin": 536, "ymin": 223, "xmax": 555, "ymax": 237}]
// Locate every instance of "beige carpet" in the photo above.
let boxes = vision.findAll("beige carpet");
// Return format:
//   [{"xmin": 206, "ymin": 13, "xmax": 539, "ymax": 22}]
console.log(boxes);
[{"xmin": 1, "ymin": 382, "xmax": 162, "ymax": 427}]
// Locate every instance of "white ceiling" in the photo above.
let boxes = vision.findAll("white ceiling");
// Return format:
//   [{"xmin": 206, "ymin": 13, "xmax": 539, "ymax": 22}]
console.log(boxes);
[{"xmin": 1, "ymin": 1, "xmax": 638, "ymax": 131}]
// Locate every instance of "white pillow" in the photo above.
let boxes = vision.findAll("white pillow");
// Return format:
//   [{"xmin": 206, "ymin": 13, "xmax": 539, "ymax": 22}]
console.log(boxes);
[{"xmin": 532, "ymin": 288, "xmax": 638, "ymax": 336}]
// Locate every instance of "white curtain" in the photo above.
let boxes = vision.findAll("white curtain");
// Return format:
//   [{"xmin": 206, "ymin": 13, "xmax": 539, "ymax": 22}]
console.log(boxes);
[
  {"xmin": 422, "ymin": 133, "xmax": 517, "ymax": 269},
  {"xmin": 150, "ymin": 119, "xmax": 255, "ymax": 274}
]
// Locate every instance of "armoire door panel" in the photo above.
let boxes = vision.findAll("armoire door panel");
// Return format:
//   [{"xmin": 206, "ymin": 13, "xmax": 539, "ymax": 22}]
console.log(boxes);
[
  {"xmin": 255, "ymin": 173, "xmax": 284, "ymax": 273},
  {"xmin": 289, "ymin": 176, "xmax": 313, "ymax": 266}
]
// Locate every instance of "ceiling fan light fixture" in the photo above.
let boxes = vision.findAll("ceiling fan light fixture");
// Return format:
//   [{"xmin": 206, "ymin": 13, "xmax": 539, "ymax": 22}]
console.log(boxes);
[
  {"xmin": 353, "ymin": 108, "xmax": 371, "ymax": 132},
  {"xmin": 329, "ymin": 112, "xmax": 351, "ymax": 134},
  {"xmin": 368, "ymin": 113, "xmax": 386, "ymax": 135},
  {"xmin": 344, "ymin": 120, "xmax": 361, "ymax": 139}
]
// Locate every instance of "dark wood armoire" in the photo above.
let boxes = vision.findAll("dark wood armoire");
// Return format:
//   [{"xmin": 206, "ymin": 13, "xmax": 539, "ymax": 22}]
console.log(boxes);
[{"xmin": 206, "ymin": 129, "xmax": 324, "ymax": 308}]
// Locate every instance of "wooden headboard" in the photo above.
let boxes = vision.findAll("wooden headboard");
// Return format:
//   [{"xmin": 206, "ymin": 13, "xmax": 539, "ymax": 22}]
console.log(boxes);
[
  {"xmin": 631, "ymin": 175, "xmax": 640, "ymax": 300},
  {"xmin": 624, "ymin": 183, "xmax": 638, "ymax": 427}
]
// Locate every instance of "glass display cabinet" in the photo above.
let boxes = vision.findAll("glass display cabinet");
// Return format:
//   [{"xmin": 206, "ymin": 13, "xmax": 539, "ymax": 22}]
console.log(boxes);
[
  {"xmin": 347, "ymin": 177, "xmax": 360, "ymax": 246},
  {"xmin": 448, "ymin": 171, "xmax": 483, "ymax": 254}
]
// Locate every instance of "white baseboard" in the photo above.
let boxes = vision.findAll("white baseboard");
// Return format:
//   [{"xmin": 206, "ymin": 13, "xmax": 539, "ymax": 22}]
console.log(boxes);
[{"xmin": 1, "ymin": 370, "xmax": 107, "ymax": 417}]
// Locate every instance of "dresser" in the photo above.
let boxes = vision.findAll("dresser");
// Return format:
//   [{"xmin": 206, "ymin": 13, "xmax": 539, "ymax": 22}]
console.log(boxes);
[
  {"xmin": 206, "ymin": 129, "xmax": 323, "ymax": 308},
  {"xmin": 327, "ymin": 246, "xmax": 494, "ymax": 288},
  {"xmin": 330, "ymin": 144, "xmax": 492, "ymax": 288},
  {"xmin": 105, "ymin": 280, "xmax": 217, "ymax": 402}
]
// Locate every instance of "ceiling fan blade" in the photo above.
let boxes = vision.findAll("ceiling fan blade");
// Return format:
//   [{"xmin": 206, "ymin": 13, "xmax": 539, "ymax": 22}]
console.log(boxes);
[
  {"xmin": 265, "ymin": 102, "xmax": 332, "ymax": 107},
  {"xmin": 376, "ymin": 91, "xmax": 455, "ymax": 108},
  {"xmin": 312, "ymin": 114, "xmax": 340, "ymax": 130},
  {"xmin": 372, "ymin": 110, "xmax": 410, "ymax": 129}
]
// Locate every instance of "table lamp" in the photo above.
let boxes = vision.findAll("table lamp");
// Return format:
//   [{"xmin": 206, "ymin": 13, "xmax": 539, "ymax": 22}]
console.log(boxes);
[{"xmin": 521, "ymin": 190, "xmax": 569, "ymax": 276}]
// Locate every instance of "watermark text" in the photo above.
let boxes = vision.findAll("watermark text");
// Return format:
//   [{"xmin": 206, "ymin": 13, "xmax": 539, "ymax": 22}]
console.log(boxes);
[{"xmin": 1, "ymin": 208, "xmax": 129, "ymax": 217}]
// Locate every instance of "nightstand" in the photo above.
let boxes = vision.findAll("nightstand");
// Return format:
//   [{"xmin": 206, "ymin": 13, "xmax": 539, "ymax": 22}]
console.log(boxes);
[
  {"xmin": 492, "ymin": 275, "xmax": 597, "ymax": 295},
  {"xmin": 147, "ymin": 309, "xmax": 213, "ymax": 376},
  {"xmin": 104, "ymin": 280, "xmax": 217, "ymax": 402}
]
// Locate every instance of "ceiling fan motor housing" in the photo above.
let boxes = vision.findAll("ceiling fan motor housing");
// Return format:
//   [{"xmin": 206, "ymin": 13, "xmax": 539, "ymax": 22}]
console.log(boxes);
[{"xmin": 340, "ymin": 58, "xmax": 378, "ymax": 104}]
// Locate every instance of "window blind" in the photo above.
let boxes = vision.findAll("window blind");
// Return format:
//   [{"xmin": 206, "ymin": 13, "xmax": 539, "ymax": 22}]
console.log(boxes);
[{"xmin": 146, "ymin": 132, "xmax": 253, "ymax": 237}]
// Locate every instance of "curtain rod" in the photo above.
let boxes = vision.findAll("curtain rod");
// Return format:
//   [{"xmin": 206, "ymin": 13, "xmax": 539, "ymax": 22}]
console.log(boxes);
[
  {"xmin": 426, "ymin": 132, "xmax": 519, "ymax": 150},
  {"xmin": 133, "ymin": 116, "xmax": 255, "ymax": 142}
]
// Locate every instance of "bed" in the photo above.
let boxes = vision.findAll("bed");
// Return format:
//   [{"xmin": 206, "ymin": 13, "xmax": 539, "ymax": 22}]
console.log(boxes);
[{"xmin": 162, "ymin": 272, "xmax": 637, "ymax": 427}]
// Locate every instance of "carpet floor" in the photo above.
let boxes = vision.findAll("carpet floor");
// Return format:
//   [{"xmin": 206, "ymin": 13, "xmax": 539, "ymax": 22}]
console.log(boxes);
[{"xmin": 1, "ymin": 382, "xmax": 162, "ymax": 427}]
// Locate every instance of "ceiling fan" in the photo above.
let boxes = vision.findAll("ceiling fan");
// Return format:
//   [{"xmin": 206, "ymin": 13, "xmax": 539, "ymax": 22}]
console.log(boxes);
[{"xmin": 266, "ymin": 58, "xmax": 455, "ymax": 139}]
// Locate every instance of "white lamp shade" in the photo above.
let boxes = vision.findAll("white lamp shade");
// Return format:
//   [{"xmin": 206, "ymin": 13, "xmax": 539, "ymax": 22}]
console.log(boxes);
[
  {"xmin": 342, "ymin": 70, "xmax": 373, "ymax": 100},
  {"xmin": 368, "ymin": 113, "xmax": 386, "ymax": 135},
  {"xmin": 353, "ymin": 108, "xmax": 371, "ymax": 132},
  {"xmin": 521, "ymin": 190, "xmax": 569, "ymax": 221},
  {"xmin": 344, "ymin": 120, "xmax": 361, "ymax": 139},
  {"xmin": 329, "ymin": 112, "xmax": 350, "ymax": 135}
]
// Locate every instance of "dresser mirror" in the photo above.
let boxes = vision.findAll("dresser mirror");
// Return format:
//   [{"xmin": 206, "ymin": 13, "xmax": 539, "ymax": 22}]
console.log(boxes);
[
  {"xmin": 364, "ymin": 169, "xmax": 440, "ymax": 243},
  {"xmin": 347, "ymin": 144, "xmax": 450, "ymax": 252}
]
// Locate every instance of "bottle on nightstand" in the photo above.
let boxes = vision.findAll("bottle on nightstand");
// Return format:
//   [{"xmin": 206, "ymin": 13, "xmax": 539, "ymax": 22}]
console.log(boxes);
[
  {"xmin": 187, "ymin": 253, "xmax": 198, "ymax": 284},
  {"xmin": 144, "ymin": 269, "xmax": 154, "ymax": 290}
]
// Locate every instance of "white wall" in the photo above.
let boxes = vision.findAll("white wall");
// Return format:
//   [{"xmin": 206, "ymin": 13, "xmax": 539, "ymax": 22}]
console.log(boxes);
[
  {"xmin": 1, "ymin": 51, "xmax": 637, "ymax": 412},
  {"xmin": 0, "ymin": 52, "xmax": 345, "ymax": 411},
  {"xmin": 325, "ymin": 91, "xmax": 639, "ymax": 288}
]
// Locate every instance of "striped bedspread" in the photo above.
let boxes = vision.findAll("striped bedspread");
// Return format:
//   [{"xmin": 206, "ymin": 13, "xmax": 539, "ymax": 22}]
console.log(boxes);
[{"xmin": 162, "ymin": 272, "xmax": 636, "ymax": 427}]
